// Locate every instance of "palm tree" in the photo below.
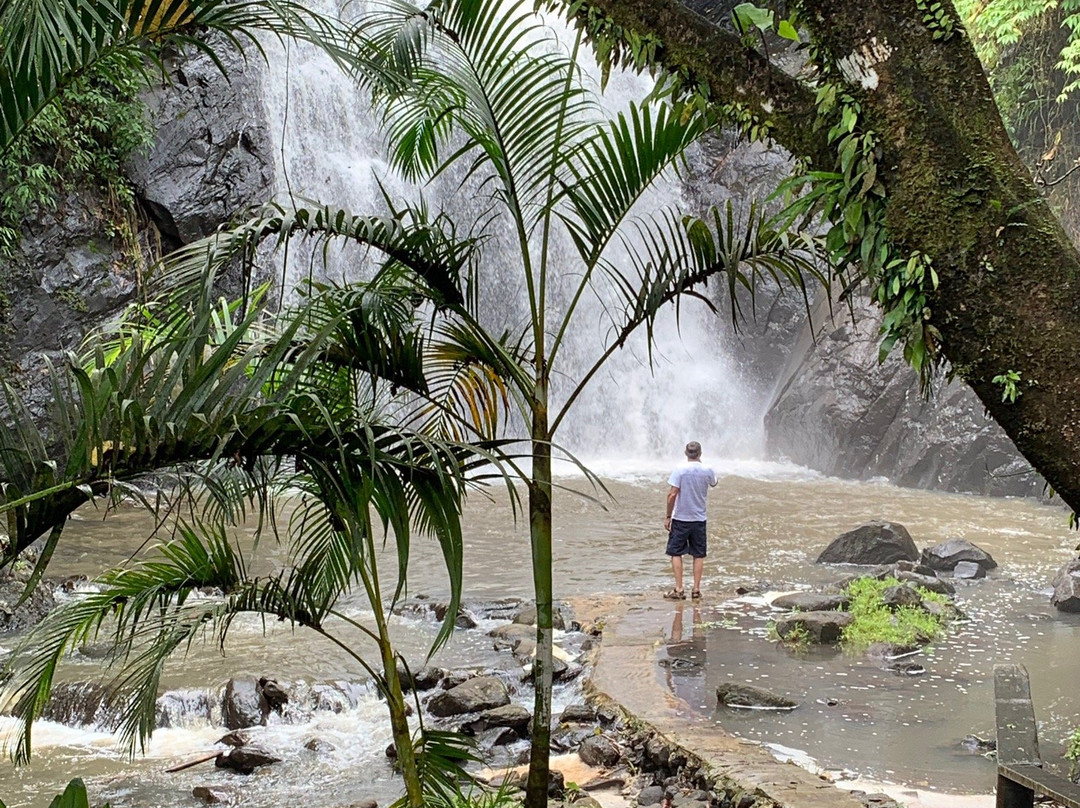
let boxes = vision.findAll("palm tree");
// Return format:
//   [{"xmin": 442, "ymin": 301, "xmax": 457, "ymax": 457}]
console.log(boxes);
[
  {"xmin": 0, "ymin": 207, "xmax": 510, "ymax": 807},
  {"xmin": 140, "ymin": 3, "xmax": 819, "ymax": 804}
]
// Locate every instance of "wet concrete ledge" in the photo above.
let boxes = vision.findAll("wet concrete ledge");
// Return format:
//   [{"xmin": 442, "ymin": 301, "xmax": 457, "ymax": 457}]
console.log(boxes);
[{"xmin": 582, "ymin": 594, "xmax": 866, "ymax": 808}]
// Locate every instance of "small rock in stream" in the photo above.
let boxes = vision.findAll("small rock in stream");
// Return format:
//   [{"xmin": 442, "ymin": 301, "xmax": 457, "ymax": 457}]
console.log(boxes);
[
  {"xmin": 214, "ymin": 746, "xmax": 280, "ymax": 774},
  {"xmin": 715, "ymin": 683, "xmax": 798, "ymax": 710}
]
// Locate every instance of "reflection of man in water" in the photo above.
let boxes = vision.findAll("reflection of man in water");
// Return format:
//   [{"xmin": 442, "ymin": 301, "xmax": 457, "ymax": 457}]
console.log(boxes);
[
  {"xmin": 663, "ymin": 441, "xmax": 717, "ymax": 599},
  {"xmin": 664, "ymin": 600, "xmax": 706, "ymax": 680}
]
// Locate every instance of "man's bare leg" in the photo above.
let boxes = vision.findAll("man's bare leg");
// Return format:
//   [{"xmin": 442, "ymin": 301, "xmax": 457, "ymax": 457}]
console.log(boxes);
[
  {"xmin": 670, "ymin": 555, "xmax": 684, "ymax": 593},
  {"xmin": 692, "ymin": 557, "xmax": 704, "ymax": 594}
]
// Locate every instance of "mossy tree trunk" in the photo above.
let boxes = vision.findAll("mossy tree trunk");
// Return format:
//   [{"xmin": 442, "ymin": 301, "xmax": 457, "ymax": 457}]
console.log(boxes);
[{"xmin": 578, "ymin": 0, "xmax": 1080, "ymax": 513}]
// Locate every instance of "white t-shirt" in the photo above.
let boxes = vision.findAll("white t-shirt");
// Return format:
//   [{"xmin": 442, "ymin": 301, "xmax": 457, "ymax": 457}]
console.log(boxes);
[{"xmin": 668, "ymin": 461, "xmax": 717, "ymax": 522}]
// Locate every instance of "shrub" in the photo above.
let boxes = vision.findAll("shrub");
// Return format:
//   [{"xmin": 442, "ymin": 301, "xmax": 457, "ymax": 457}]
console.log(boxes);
[
  {"xmin": 0, "ymin": 51, "xmax": 152, "ymax": 256},
  {"xmin": 841, "ymin": 576, "xmax": 948, "ymax": 651}
]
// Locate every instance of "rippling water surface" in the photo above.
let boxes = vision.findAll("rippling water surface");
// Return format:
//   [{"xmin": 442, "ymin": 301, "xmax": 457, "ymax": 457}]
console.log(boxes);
[{"xmin": 0, "ymin": 461, "xmax": 1077, "ymax": 805}]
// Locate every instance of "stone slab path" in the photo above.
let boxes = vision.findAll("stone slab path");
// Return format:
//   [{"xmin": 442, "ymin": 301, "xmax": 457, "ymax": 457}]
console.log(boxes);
[{"xmin": 581, "ymin": 594, "xmax": 883, "ymax": 808}]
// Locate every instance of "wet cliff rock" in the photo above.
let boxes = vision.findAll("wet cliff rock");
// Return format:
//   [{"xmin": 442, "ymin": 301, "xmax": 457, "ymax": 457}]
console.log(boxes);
[
  {"xmin": 762, "ymin": 294, "xmax": 1044, "ymax": 498},
  {"xmin": 127, "ymin": 41, "xmax": 273, "ymax": 251},
  {"xmin": 4, "ymin": 40, "xmax": 273, "ymax": 414}
]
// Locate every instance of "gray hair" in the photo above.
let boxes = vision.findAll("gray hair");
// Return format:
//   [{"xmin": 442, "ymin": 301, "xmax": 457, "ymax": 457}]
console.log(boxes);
[{"xmin": 685, "ymin": 441, "xmax": 702, "ymax": 459}]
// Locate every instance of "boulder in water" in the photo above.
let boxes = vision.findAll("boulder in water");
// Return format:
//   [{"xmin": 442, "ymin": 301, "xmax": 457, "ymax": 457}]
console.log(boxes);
[
  {"xmin": 304, "ymin": 737, "xmax": 336, "ymax": 754},
  {"xmin": 1051, "ymin": 566, "xmax": 1080, "ymax": 613},
  {"xmin": 577, "ymin": 735, "xmax": 620, "ymax": 767},
  {"xmin": 214, "ymin": 746, "xmax": 281, "ymax": 774},
  {"xmin": 716, "ymin": 683, "xmax": 798, "ymax": 710},
  {"xmin": 776, "ymin": 610, "xmax": 854, "ymax": 644},
  {"xmin": 770, "ymin": 591, "xmax": 849, "ymax": 612},
  {"xmin": 816, "ymin": 521, "xmax": 919, "ymax": 565},
  {"xmin": 511, "ymin": 601, "xmax": 567, "ymax": 630},
  {"xmin": 462, "ymin": 704, "xmax": 531, "ymax": 736},
  {"xmin": 258, "ymin": 678, "xmax": 288, "ymax": 715},
  {"xmin": 426, "ymin": 675, "xmax": 509, "ymax": 717},
  {"xmin": 192, "ymin": 786, "xmax": 233, "ymax": 805},
  {"xmin": 221, "ymin": 678, "xmax": 265, "ymax": 729},
  {"xmin": 0, "ymin": 574, "xmax": 55, "ymax": 634},
  {"xmin": 952, "ymin": 560, "xmax": 986, "ymax": 579},
  {"xmin": 42, "ymin": 681, "xmax": 117, "ymax": 728},
  {"xmin": 921, "ymin": 539, "xmax": 997, "ymax": 573}
]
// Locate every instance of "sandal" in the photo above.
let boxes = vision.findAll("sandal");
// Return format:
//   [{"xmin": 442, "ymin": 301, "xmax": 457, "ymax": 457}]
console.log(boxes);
[
  {"xmin": 664, "ymin": 589, "xmax": 686, "ymax": 600},
  {"xmin": 691, "ymin": 590, "xmax": 702, "ymax": 599}
]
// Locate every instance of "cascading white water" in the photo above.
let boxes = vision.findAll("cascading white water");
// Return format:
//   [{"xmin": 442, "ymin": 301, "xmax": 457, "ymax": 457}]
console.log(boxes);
[{"xmin": 259, "ymin": 2, "xmax": 767, "ymax": 471}]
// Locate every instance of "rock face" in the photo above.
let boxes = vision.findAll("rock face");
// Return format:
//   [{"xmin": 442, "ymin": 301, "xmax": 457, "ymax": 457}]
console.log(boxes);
[
  {"xmin": 427, "ymin": 676, "xmax": 509, "ymax": 717},
  {"xmin": 764, "ymin": 293, "xmax": 1044, "ymax": 499},
  {"xmin": 920, "ymin": 539, "xmax": 998, "ymax": 574},
  {"xmin": 715, "ymin": 683, "xmax": 798, "ymax": 710},
  {"xmin": 126, "ymin": 40, "xmax": 273, "ymax": 250},
  {"xmin": 776, "ymin": 610, "xmax": 854, "ymax": 644},
  {"xmin": 817, "ymin": 521, "xmax": 919, "ymax": 565}
]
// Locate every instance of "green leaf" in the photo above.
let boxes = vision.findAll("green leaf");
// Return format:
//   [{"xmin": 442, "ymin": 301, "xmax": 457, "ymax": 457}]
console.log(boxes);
[
  {"xmin": 732, "ymin": 2, "xmax": 774, "ymax": 32},
  {"xmin": 777, "ymin": 19, "xmax": 800, "ymax": 41}
]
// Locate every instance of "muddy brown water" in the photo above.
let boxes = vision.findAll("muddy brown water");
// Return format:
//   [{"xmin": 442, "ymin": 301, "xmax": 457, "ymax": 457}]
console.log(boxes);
[{"xmin": 0, "ymin": 462, "xmax": 1077, "ymax": 806}]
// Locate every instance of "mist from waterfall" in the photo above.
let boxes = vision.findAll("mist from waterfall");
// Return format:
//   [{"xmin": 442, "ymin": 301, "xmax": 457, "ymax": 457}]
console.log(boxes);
[{"xmin": 258, "ymin": 1, "xmax": 768, "ymax": 471}]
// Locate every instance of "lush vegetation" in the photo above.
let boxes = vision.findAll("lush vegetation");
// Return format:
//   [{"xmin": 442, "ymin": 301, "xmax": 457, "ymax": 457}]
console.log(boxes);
[
  {"xmin": 0, "ymin": 52, "xmax": 151, "ymax": 257},
  {"xmin": 840, "ymin": 577, "xmax": 949, "ymax": 651}
]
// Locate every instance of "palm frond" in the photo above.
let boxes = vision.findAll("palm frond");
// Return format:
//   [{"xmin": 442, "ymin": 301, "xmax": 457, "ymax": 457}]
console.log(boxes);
[
  {"xmin": 0, "ymin": 0, "xmax": 357, "ymax": 153},
  {"xmin": 551, "ymin": 201, "xmax": 827, "ymax": 432},
  {"xmin": 352, "ymin": 0, "xmax": 596, "ymax": 230}
]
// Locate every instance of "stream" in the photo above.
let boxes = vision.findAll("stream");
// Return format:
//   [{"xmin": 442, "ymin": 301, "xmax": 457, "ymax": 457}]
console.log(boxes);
[{"xmin": 0, "ymin": 460, "xmax": 1076, "ymax": 806}]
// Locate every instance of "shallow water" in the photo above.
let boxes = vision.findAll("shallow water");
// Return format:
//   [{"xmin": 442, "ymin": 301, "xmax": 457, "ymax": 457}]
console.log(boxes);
[{"xmin": 0, "ymin": 462, "xmax": 1077, "ymax": 805}]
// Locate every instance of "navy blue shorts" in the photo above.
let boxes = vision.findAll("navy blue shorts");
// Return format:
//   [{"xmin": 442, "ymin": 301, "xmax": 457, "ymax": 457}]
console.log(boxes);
[{"xmin": 667, "ymin": 519, "xmax": 707, "ymax": 558}]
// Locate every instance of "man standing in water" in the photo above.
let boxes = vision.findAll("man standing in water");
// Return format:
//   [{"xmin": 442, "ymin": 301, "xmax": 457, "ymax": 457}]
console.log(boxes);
[{"xmin": 663, "ymin": 441, "xmax": 717, "ymax": 600}]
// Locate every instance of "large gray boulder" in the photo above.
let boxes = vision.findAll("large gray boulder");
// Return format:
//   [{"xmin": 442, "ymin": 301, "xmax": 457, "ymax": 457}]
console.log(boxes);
[
  {"xmin": 427, "ymin": 676, "xmax": 509, "ymax": 717},
  {"xmin": 817, "ymin": 521, "xmax": 919, "ymax": 565},
  {"xmin": 716, "ymin": 683, "xmax": 798, "ymax": 710},
  {"xmin": 776, "ymin": 610, "xmax": 854, "ymax": 644},
  {"xmin": 920, "ymin": 539, "xmax": 998, "ymax": 573}
]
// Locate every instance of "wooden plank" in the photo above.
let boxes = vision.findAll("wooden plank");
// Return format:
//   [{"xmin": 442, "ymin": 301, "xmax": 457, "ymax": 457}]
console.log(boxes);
[
  {"xmin": 995, "ymin": 664, "xmax": 1041, "ymax": 766},
  {"xmin": 999, "ymin": 764, "xmax": 1080, "ymax": 808},
  {"xmin": 996, "ymin": 770, "xmax": 1034, "ymax": 808}
]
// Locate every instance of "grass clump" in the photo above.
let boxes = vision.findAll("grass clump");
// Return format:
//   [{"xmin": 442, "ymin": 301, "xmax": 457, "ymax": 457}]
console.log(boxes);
[
  {"xmin": 1066, "ymin": 727, "xmax": 1080, "ymax": 782},
  {"xmin": 841, "ymin": 576, "xmax": 948, "ymax": 651},
  {"xmin": 767, "ymin": 619, "xmax": 811, "ymax": 651}
]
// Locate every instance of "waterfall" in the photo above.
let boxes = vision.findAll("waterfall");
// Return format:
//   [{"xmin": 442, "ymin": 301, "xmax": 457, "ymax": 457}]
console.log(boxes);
[{"xmin": 259, "ymin": 2, "xmax": 767, "ymax": 471}]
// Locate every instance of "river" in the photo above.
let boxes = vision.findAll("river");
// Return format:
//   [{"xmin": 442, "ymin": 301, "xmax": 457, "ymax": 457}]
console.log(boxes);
[{"xmin": 0, "ymin": 460, "xmax": 1076, "ymax": 806}]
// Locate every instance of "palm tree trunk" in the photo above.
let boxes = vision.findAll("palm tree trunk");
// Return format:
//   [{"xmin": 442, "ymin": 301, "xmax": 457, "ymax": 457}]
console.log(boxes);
[
  {"xmin": 524, "ymin": 400, "xmax": 554, "ymax": 808},
  {"xmin": 377, "ymin": 627, "xmax": 424, "ymax": 807}
]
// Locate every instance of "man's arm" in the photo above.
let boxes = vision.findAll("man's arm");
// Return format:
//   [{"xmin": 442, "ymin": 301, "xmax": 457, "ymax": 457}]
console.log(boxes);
[{"xmin": 665, "ymin": 486, "xmax": 679, "ymax": 530}]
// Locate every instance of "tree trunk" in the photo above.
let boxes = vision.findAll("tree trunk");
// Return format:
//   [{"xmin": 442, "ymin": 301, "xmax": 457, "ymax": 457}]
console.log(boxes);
[
  {"xmin": 378, "ymin": 632, "xmax": 424, "ymax": 807},
  {"xmin": 525, "ymin": 400, "xmax": 554, "ymax": 808},
  {"xmin": 576, "ymin": 0, "xmax": 1080, "ymax": 513}
]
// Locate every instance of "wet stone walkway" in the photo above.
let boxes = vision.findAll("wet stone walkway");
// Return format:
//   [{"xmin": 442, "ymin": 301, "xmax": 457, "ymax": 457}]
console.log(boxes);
[{"xmin": 584, "ymin": 594, "xmax": 869, "ymax": 808}]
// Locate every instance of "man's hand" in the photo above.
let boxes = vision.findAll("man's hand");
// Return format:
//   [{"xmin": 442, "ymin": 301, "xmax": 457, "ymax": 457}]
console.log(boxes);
[{"xmin": 664, "ymin": 517, "xmax": 672, "ymax": 531}]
